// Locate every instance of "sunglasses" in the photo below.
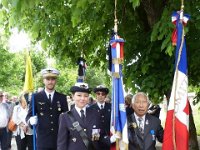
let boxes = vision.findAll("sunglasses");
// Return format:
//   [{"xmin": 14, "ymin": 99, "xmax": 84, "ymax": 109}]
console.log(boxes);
[{"xmin": 96, "ymin": 92, "xmax": 106, "ymax": 96}]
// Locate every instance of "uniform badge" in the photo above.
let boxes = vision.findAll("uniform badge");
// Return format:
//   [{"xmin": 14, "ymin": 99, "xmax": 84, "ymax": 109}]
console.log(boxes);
[
  {"xmin": 72, "ymin": 138, "xmax": 76, "ymax": 142},
  {"xmin": 145, "ymin": 120, "xmax": 149, "ymax": 125},
  {"xmin": 57, "ymin": 101, "xmax": 61, "ymax": 111},
  {"xmin": 131, "ymin": 122, "xmax": 137, "ymax": 128},
  {"xmin": 92, "ymin": 129, "xmax": 100, "ymax": 141},
  {"xmin": 38, "ymin": 102, "xmax": 45, "ymax": 105},
  {"xmin": 150, "ymin": 130, "xmax": 155, "ymax": 141}
]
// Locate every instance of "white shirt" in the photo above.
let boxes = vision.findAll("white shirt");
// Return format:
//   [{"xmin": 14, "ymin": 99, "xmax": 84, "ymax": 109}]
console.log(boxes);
[
  {"xmin": 75, "ymin": 105, "xmax": 86, "ymax": 117},
  {"xmin": 45, "ymin": 89, "xmax": 55, "ymax": 102},
  {"xmin": 134, "ymin": 113, "xmax": 145, "ymax": 130},
  {"xmin": 0, "ymin": 103, "xmax": 9, "ymax": 128},
  {"xmin": 97, "ymin": 102, "xmax": 105, "ymax": 109}
]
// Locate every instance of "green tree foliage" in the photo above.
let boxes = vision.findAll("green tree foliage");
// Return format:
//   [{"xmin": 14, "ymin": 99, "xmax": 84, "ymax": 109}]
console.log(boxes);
[
  {"xmin": 0, "ymin": 47, "xmax": 24, "ymax": 94},
  {"xmin": 0, "ymin": 48, "xmax": 46, "ymax": 95},
  {"xmin": 1, "ymin": 1, "xmax": 199, "ymax": 149},
  {"xmin": 55, "ymin": 62, "xmax": 110, "ymax": 95},
  {"xmin": 0, "ymin": 47, "xmax": 109, "ymax": 96},
  {"xmin": 1, "ymin": 0, "xmax": 200, "ymax": 103}
]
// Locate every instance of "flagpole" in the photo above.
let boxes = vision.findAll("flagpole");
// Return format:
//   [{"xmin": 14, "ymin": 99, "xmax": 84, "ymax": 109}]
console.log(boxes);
[
  {"xmin": 23, "ymin": 49, "xmax": 36, "ymax": 150},
  {"xmin": 31, "ymin": 94, "xmax": 36, "ymax": 150},
  {"xmin": 172, "ymin": 1, "xmax": 186, "ymax": 149}
]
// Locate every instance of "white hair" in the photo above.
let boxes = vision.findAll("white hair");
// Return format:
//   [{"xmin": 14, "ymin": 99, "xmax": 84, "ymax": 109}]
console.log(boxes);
[{"xmin": 132, "ymin": 92, "xmax": 151, "ymax": 104}]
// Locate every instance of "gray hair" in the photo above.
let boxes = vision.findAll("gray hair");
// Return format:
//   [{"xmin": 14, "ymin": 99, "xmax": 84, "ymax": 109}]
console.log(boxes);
[{"xmin": 132, "ymin": 92, "xmax": 151, "ymax": 104}]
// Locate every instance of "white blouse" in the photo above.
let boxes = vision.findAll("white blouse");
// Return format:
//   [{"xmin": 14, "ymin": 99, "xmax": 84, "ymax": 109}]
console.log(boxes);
[{"xmin": 12, "ymin": 104, "xmax": 33, "ymax": 139}]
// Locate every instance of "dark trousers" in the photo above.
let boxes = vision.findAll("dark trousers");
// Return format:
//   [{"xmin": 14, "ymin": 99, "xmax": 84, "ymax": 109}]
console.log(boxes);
[
  {"xmin": 0, "ymin": 127, "xmax": 8, "ymax": 150},
  {"xmin": 7, "ymin": 130, "xmax": 12, "ymax": 149},
  {"xmin": 15, "ymin": 134, "xmax": 33, "ymax": 150}
]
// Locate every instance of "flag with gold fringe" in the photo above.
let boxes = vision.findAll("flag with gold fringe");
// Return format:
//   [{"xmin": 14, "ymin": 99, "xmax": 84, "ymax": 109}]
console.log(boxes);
[{"xmin": 110, "ymin": 32, "xmax": 129, "ymax": 150}]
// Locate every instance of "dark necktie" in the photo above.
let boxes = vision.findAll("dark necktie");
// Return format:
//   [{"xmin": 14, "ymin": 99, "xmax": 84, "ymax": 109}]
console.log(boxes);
[
  {"xmin": 138, "ymin": 118, "xmax": 144, "ymax": 136},
  {"xmin": 80, "ymin": 109, "xmax": 85, "ymax": 122},
  {"xmin": 100, "ymin": 104, "xmax": 103, "ymax": 109},
  {"xmin": 49, "ymin": 94, "xmax": 51, "ymax": 102}
]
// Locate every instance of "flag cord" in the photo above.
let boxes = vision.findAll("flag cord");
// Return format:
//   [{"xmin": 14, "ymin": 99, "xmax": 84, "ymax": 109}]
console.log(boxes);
[
  {"xmin": 173, "ymin": 9, "xmax": 185, "ymax": 150},
  {"xmin": 181, "ymin": 0, "xmax": 184, "ymax": 11},
  {"xmin": 114, "ymin": 0, "xmax": 118, "ymax": 33}
]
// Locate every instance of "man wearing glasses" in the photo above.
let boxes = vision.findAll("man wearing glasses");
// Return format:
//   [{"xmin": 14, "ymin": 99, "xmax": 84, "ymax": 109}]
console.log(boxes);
[
  {"xmin": 0, "ymin": 91, "xmax": 9, "ymax": 150},
  {"xmin": 90, "ymin": 85, "xmax": 113, "ymax": 150}
]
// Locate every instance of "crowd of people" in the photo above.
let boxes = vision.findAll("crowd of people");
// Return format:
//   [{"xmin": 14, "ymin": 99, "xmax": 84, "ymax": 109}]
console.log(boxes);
[{"xmin": 0, "ymin": 67, "xmax": 163, "ymax": 150}]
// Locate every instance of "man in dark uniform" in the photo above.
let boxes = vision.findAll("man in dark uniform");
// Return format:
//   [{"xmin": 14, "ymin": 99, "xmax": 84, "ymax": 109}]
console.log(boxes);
[
  {"xmin": 128, "ymin": 92, "xmax": 163, "ymax": 150},
  {"xmin": 57, "ymin": 82, "xmax": 109, "ymax": 150},
  {"xmin": 26, "ymin": 68, "xmax": 68, "ymax": 150},
  {"xmin": 90, "ymin": 85, "xmax": 113, "ymax": 150}
]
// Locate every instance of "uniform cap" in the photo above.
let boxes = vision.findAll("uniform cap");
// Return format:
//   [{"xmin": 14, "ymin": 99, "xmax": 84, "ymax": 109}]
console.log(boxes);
[
  {"xmin": 70, "ymin": 82, "xmax": 91, "ymax": 94},
  {"xmin": 41, "ymin": 68, "xmax": 60, "ymax": 78},
  {"xmin": 93, "ymin": 85, "xmax": 109, "ymax": 94}
]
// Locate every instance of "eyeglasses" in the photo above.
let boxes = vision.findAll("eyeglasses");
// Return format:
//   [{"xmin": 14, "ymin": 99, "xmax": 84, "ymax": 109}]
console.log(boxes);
[{"xmin": 96, "ymin": 92, "xmax": 106, "ymax": 96}]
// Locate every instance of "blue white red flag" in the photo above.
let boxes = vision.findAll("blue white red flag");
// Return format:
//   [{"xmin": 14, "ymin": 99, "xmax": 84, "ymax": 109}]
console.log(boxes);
[
  {"xmin": 162, "ymin": 11, "xmax": 190, "ymax": 150},
  {"xmin": 110, "ymin": 34, "xmax": 128, "ymax": 150}
]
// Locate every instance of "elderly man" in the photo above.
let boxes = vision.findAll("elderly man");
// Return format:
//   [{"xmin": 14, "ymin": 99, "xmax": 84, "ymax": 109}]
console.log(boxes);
[
  {"xmin": 0, "ymin": 91, "xmax": 10, "ymax": 150},
  {"xmin": 128, "ymin": 92, "xmax": 163, "ymax": 150},
  {"xmin": 26, "ymin": 68, "xmax": 68, "ymax": 150}
]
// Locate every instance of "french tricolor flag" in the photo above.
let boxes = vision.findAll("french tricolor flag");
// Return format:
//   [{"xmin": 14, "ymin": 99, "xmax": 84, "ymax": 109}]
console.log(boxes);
[{"xmin": 162, "ymin": 10, "xmax": 190, "ymax": 150}]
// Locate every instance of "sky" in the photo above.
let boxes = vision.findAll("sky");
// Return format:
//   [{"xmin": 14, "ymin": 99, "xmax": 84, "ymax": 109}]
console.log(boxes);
[
  {"xmin": 8, "ymin": 28, "xmax": 31, "ymax": 53},
  {"xmin": 8, "ymin": 28, "xmax": 58, "ymax": 67}
]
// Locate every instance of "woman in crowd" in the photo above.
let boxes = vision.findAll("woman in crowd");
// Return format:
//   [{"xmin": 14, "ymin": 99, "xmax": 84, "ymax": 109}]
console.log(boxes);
[{"xmin": 12, "ymin": 93, "xmax": 33, "ymax": 150}]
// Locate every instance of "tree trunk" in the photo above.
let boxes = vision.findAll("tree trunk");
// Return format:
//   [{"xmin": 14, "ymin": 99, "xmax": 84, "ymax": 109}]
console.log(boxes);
[
  {"xmin": 189, "ymin": 104, "xmax": 199, "ymax": 150},
  {"xmin": 140, "ymin": 0, "xmax": 164, "ymax": 28}
]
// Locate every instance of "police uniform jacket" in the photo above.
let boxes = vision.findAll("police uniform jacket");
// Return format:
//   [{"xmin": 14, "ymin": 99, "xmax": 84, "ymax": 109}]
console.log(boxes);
[
  {"xmin": 26, "ymin": 90, "xmax": 68, "ymax": 149},
  {"xmin": 57, "ymin": 106, "xmax": 106, "ymax": 150},
  {"xmin": 90, "ymin": 102, "xmax": 111, "ymax": 150},
  {"xmin": 128, "ymin": 113, "xmax": 163, "ymax": 150},
  {"xmin": 90, "ymin": 102, "xmax": 111, "ymax": 135}
]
